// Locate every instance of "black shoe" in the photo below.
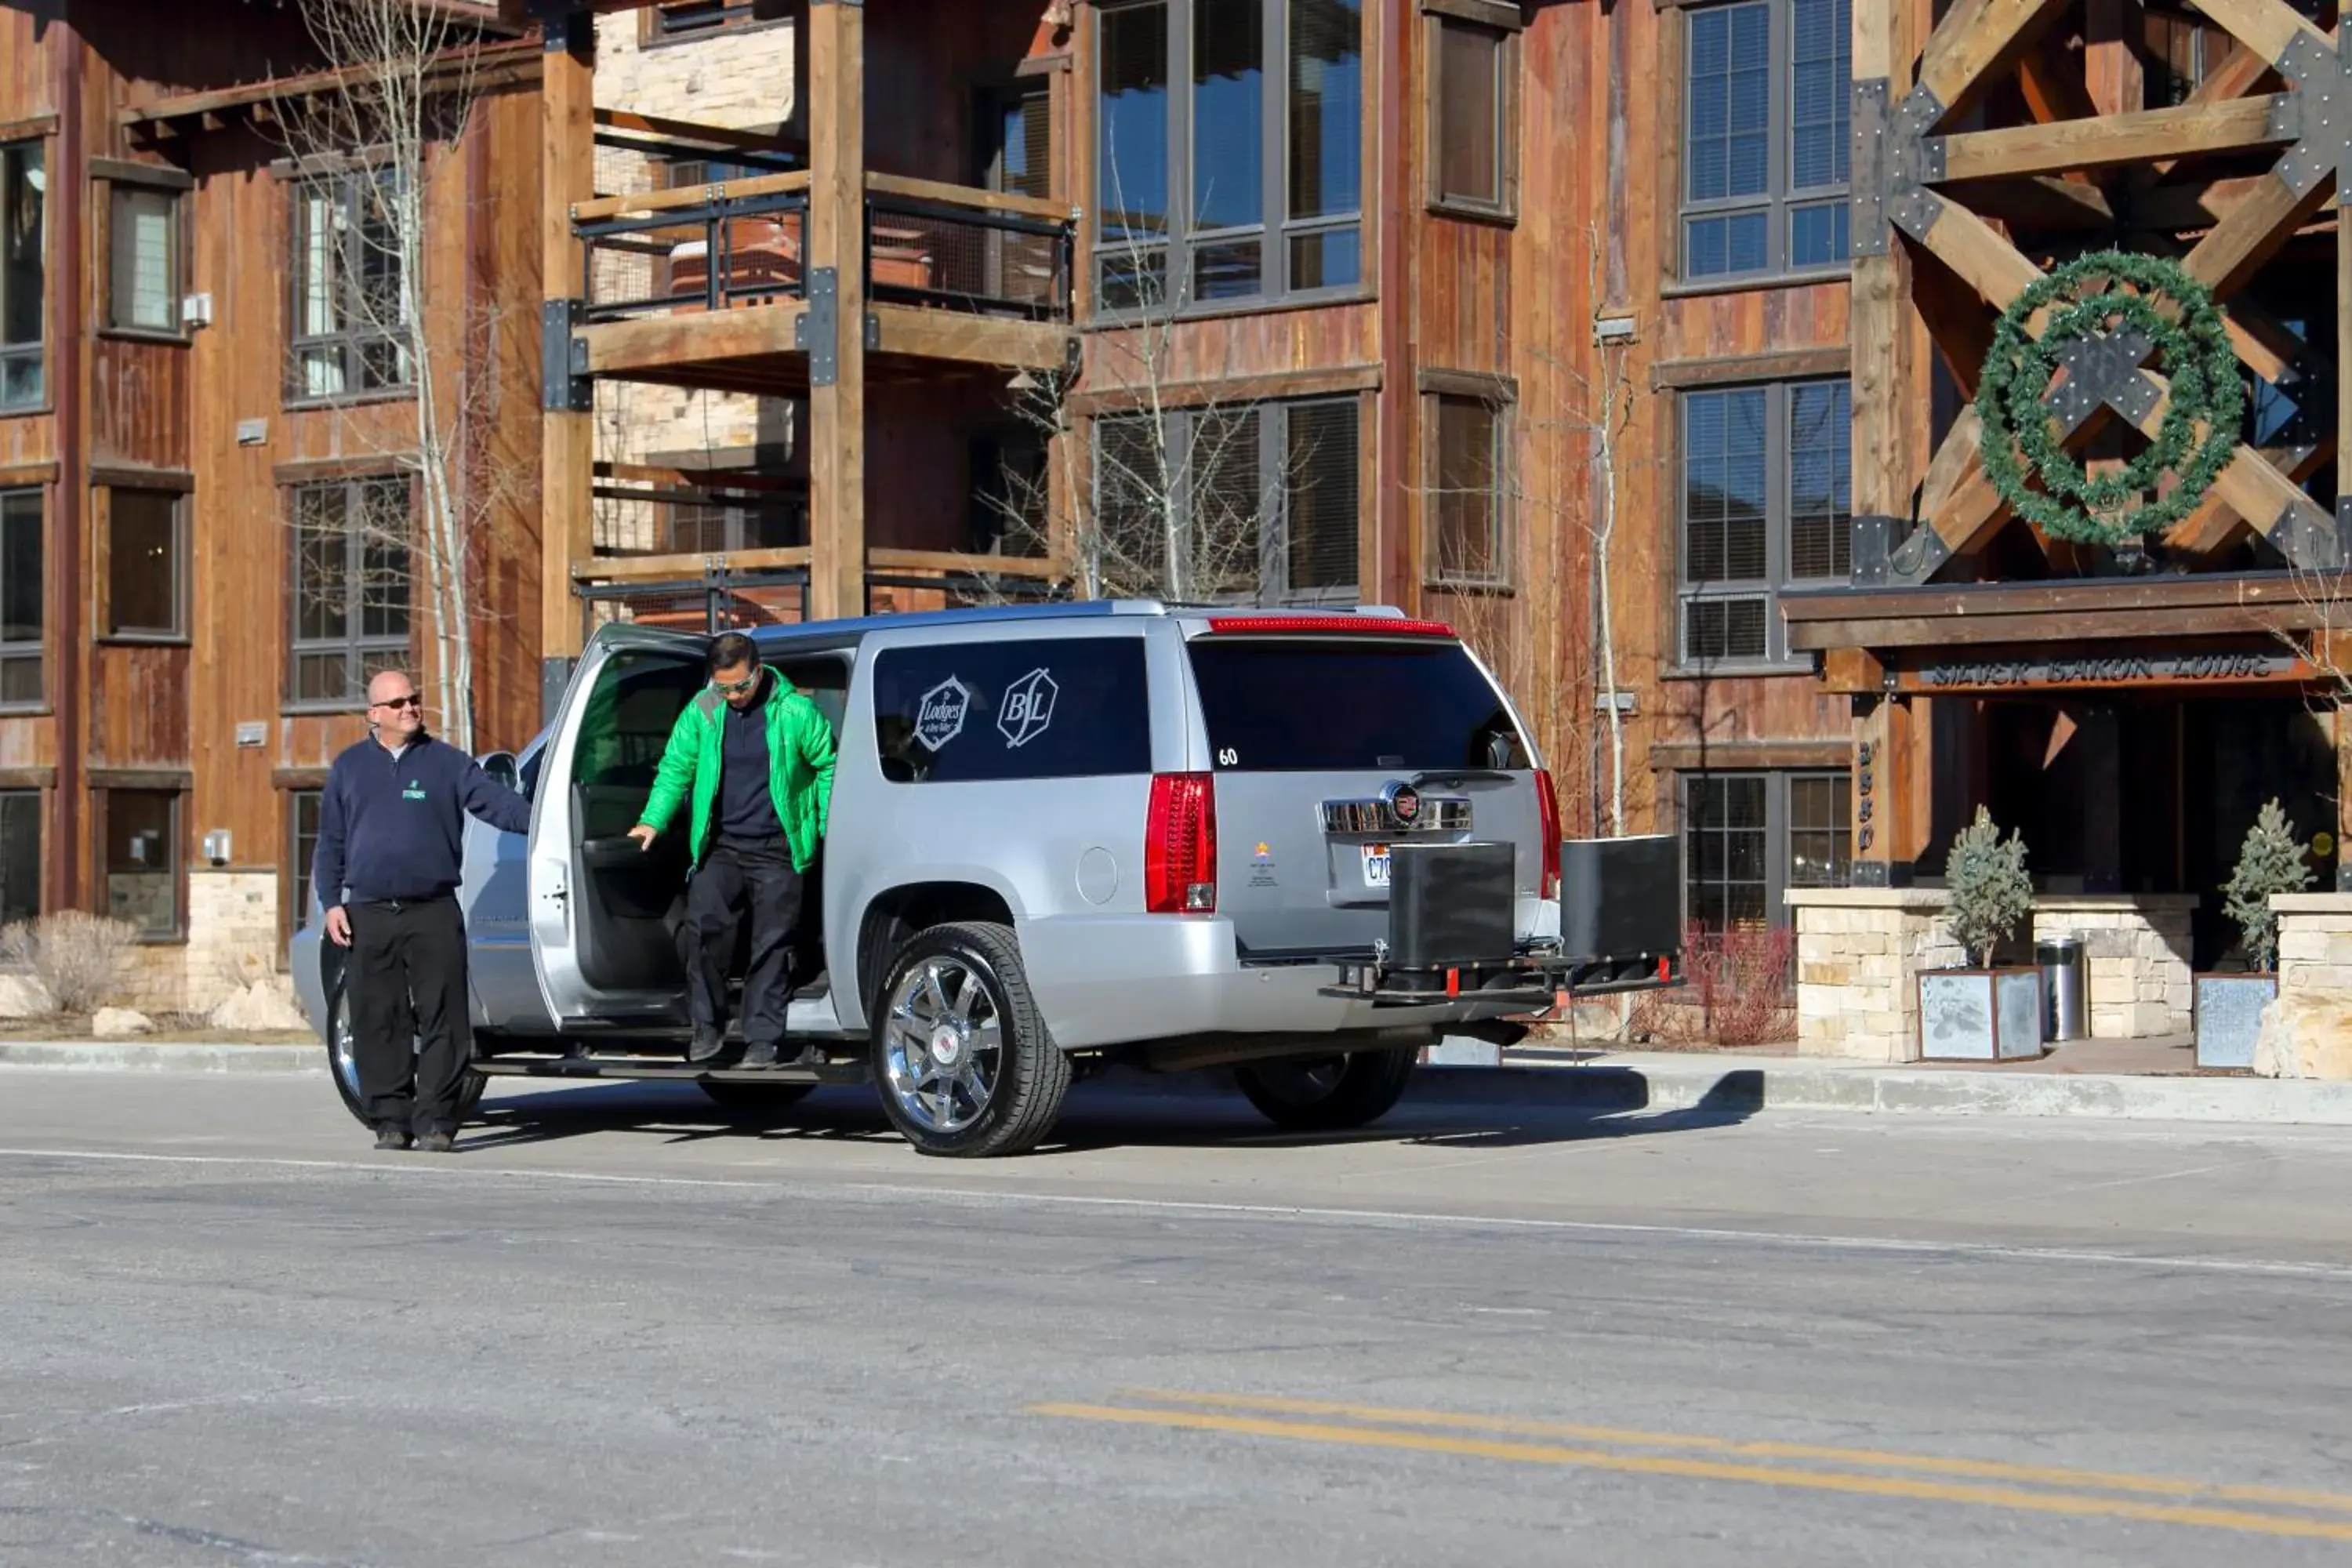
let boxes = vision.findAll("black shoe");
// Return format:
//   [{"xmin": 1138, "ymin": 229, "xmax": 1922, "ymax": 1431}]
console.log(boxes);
[
  {"xmin": 374, "ymin": 1125, "xmax": 412, "ymax": 1151},
  {"xmin": 739, "ymin": 1041, "xmax": 779, "ymax": 1069},
  {"xmin": 417, "ymin": 1130, "xmax": 455, "ymax": 1154},
  {"xmin": 688, "ymin": 1026, "xmax": 726, "ymax": 1065}
]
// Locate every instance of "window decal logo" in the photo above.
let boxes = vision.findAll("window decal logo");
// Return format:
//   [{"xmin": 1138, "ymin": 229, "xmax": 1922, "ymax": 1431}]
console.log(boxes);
[
  {"xmin": 997, "ymin": 667, "xmax": 1058, "ymax": 749},
  {"xmin": 915, "ymin": 677, "xmax": 972, "ymax": 751}
]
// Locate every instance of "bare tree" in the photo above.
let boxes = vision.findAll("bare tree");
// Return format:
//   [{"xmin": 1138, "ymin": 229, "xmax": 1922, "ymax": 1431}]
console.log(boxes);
[
  {"xmin": 980, "ymin": 166, "xmax": 1319, "ymax": 604},
  {"xmin": 265, "ymin": 0, "xmax": 520, "ymax": 751}
]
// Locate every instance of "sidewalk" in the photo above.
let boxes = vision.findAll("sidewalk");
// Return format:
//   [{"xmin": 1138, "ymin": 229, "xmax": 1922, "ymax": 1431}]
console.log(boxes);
[{"xmin": 6, "ymin": 1036, "xmax": 2352, "ymax": 1127}]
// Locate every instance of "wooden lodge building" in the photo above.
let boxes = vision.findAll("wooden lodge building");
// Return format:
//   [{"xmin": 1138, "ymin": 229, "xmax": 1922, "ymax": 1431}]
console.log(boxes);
[{"xmin": 4, "ymin": 0, "xmax": 2352, "ymax": 1046}]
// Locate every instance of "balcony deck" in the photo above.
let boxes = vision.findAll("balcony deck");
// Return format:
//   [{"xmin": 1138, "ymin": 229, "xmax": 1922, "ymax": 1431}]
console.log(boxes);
[{"xmin": 571, "ymin": 159, "xmax": 1076, "ymax": 391}]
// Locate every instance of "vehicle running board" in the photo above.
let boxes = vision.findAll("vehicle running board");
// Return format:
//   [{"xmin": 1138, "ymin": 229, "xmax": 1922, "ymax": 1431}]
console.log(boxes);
[{"xmin": 473, "ymin": 1057, "xmax": 869, "ymax": 1087}]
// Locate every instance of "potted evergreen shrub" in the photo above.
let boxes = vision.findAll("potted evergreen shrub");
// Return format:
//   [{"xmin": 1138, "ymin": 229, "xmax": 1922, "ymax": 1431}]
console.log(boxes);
[
  {"xmin": 1919, "ymin": 807, "xmax": 2042, "ymax": 1061},
  {"xmin": 2198, "ymin": 799, "xmax": 2313, "ymax": 1069}
]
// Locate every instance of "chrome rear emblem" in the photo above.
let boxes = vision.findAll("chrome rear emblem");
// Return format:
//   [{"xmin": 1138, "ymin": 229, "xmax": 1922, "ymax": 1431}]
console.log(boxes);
[{"xmin": 1383, "ymin": 781, "xmax": 1421, "ymax": 827}]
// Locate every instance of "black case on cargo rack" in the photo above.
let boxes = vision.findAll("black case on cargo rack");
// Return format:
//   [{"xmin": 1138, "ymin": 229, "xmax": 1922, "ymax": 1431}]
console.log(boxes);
[
  {"xmin": 1558, "ymin": 834, "xmax": 1679, "ymax": 962},
  {"xmin": 1386, "ymin": 840, "xmax": 1516, "ymax": 969}
]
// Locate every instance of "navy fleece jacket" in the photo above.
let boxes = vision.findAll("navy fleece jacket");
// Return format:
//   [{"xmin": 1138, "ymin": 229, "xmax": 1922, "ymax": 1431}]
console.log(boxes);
[{"xmin": 311, "ymin": 734, "xmax": 534, "ymax": 906}]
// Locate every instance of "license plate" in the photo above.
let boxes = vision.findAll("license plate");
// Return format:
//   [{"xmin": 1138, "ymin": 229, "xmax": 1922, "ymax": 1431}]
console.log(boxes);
[{"xmin": 1360, "ymin": 844, "xmax": 1391, "ymax": 888}]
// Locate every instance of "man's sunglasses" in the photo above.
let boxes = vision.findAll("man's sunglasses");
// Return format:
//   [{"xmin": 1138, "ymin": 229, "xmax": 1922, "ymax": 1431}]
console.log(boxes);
[
  {"xmin": 373, "ymin": 695, "xmax": 423, "ymax": 711},
  {"xmin": 712, "ymin": 672, "xmax": 760, "ymax": 696}
]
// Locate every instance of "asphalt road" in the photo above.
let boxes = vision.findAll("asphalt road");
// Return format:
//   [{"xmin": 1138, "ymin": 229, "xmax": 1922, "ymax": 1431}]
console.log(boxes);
[{"xmin": 4, "ymin": 1069, "xmax": 2352, "ymax": 1566}]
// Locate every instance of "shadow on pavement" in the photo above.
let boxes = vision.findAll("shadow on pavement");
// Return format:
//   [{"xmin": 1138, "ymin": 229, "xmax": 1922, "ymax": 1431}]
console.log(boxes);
[{"xmin": 449, "ymin": 1065, "xmax": 1762, "ymax": 1159}]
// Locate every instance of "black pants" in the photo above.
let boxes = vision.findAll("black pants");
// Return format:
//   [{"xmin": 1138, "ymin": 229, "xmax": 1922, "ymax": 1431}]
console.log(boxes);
[
  {"xmin": 349, "ymin": 895, "xmax": 473, "ymax": 1134},
  {"xmin": 682, "ymin": 837, "xmax": 803, "ymax": 1047}
]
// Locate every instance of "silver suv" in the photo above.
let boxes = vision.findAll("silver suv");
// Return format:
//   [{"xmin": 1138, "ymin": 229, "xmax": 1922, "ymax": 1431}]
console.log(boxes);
[{"xmin": 292, "ymin": 602, "xmax": 1671, "ymax": 1156}]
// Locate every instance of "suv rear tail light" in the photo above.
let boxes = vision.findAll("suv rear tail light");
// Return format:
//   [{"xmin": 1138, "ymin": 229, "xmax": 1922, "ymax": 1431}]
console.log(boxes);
[
  {"xmin": 1534, "ymin": 768, "xmax": 1562, "ymax": 900},
  {"xmin": 1146, "ymin": 772, "xmax": 1218, "ymax": 913}
]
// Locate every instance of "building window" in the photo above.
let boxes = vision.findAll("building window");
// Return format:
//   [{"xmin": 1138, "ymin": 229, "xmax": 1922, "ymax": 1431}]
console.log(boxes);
[
  {"xmin": 1091, "ymin": 397, "xmax": 1359, "ymax": 601},
  {"xmin": 1677, "ymin": 378, "xmax": 1850, "ymax": 666},
  {"xmin": 1680, "ymin": 0, "xmax": 1851, "ymax": 281},
  {"xmin": 1683, "ymin": 768, "xmax": 1849, "ymax": 928},
  {"xmin": 107, "ymin": 184, "xmax": 180, "ymax": 334},
  {"xmin": 644, "ymin": 0, "xmax": 783, "ymax": 40},
  {"xmin": 1094, "ymin": 0, "xmax": 1364, "ymax": 310},
  {"xmin": 1425, "ymin": 2, "xmax": 1519, "ymax": 217},
  {"xmin": 0, "ymin": 789, "xmax": 36, "ymax": 927},
  {"xmin": 662, "ymin": 499, "xmax": 803, "ymax": 555},
  {"xmin": 287, "ymin": 788, "xmax": 322, "ymax": 943},
  {"xmin": 106, "ymin": 488, "xmax": 188, "ymax": 640},
  {"xmin": 290, "ymin": 476, "xmax": 412, "ymax": 706},
  {"xmin": 105, "ymin": 789, "xmax": 180, "ymax": 940},
  {"xmin": 1425, "ymin": 390, "xmax": 1509, "ymax": 586},
  {"xmin": 289, "ymin": 169, "xmax": 412, "ymax": 402},
  {"xmin": 2, "ymin": 140, "xmax": 43, "ymax": 411},
  {"xmin": 0, "ymin": 488, "xmax": 40, "ymax": 709}
]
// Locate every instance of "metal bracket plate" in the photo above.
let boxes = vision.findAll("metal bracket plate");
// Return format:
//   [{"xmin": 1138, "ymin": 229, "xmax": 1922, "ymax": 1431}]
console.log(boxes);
[
  {"xmin": 2272, "ymin": 28, "xmax": 2352, "ymax": 202},
  {"xmin": 1889, "ymin": 521, "xmax": 1954, "ymax": 584},
  {"xmin": 1849, "ymin": 77, "xmax": 1891, "ymax": 256},
  {"xmin": 2044, "ymin": 327, "xmax": 2158, "ymax": 435},
  {"xmin": 539, "ymin": 298, "xmax": 591, "ymax": 413},
  {"xmin": 798, "ymin": 267, "xmax": 837, "ymax": 385},
  {"xmin": 1849, "ymin": 513, "xmax": 1899, "ymax": 585}
]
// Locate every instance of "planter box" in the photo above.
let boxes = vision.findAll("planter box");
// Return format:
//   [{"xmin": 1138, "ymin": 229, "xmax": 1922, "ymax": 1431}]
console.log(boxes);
[
  {"xmin": 2193, "ymin": 973, "xmax": 2276, "ymax": 1071},
  {"xmin": 1918, "ymin": 967, "xmax": 2044, "ymax": 1062}
]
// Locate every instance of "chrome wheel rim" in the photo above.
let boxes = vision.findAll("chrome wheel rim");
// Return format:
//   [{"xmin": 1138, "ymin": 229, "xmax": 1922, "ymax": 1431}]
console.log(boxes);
[
  {"xmin": 332, "ymin": 994, "xmax": 364, "ymax": 1106},
  {"xmin": 881, "ymin": 956, "xmax": 1004, "ymax": 1135}
]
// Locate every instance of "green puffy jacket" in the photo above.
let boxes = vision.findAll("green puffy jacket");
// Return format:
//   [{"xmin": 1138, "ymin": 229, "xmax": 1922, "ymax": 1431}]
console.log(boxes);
[{"xmin": 636, "ymin": 666, "xmax": 837, "ymax": 872}]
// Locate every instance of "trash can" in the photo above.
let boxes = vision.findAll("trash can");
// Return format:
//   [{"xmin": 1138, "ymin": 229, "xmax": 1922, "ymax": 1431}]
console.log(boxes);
[{"xmin": 2037, "ymin": 935, "xmax": 2087, "ymax": 1042}]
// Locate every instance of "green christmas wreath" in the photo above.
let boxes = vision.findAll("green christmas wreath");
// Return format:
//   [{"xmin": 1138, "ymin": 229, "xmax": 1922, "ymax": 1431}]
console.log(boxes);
[{"xmin": 1973, "ymin": 250, "xmax": 2245, "ymax": 546}]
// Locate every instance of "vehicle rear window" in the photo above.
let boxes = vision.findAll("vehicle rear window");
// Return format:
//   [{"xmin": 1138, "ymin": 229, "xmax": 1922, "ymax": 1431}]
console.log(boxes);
[
  {"xmin": 873, "ymin": 636, "xmax": 1150, "ymax": 783},
  {"xmin": 1185, "ymin": 638, "xmax": 1530, "ymax": 772}
]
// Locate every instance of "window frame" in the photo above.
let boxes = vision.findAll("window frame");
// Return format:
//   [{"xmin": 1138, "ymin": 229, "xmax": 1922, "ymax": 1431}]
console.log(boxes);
[
  {"xmin": 285, "ymin": 165, "xmax": 414, "ymax": 407},
  {"xmin": 1673, "ymin": 376, "xmax": 1851, "ymax": 672},
  {"xmin": 285, "ymin": 474, "xmax": 415, "ymax": 712},
  {"xmin": 103, "ymin": 179, "xmax": 186, "ymax": 339},
  {"xmin": 1420, "ymin": 377, "xmax": 1515, "ymax": 590},
  {"xmin": 101, "ymin": 485, "xmax": 191, "ymax": 643},
  {"xmin": 284, "ymin": 786, "xmax": 323, "ymax": 956},
  {"xmin": 1091, "ymin": 0, "xmax": 1369, "ymax": 317},
  {"xmin": 0, "ymin": 786, "xmax": 38, "ymax": 928},
  {"xmin": 0, "ymin": 486, "xmax": 42, "ymax": 712},
  {"xmin": 1088, "ymin": 395, "xmax": 1363, "ymax": 604},
  {"xmin": 1421, "ymin": 0, "xmax": 1523, "ymax": 223},
  {"xmin": 639, "ymin": 0, "xmax": 788, "ymax": 45},
  {"xmin": 1674, "ymin": 0, "xmax": 1853, "ymax": 286},
  {"xmin": 1679, "ymin": 767, "xmax": 1851, "ymax": 930},
  {"xmin": 100, "ymin": 786, "xmax": 184, "ymax": 944},
  {"xmin": 0, "ymin": 137, "xmax": 46, "ymax": 413}
]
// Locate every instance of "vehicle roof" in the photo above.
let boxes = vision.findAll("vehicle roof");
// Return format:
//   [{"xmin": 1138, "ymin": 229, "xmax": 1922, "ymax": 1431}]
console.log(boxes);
[{"xmin": 743, "ymin": 600, "xmax": 1415, "ymax": 648}]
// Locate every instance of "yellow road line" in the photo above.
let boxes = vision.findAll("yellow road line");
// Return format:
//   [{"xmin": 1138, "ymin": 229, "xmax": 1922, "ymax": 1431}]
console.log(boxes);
[
  {"xmin": 1114, "ymin": 1387, "xmax": 2352, "ymax": 1515},
  {"xmin": 1029, "ymin": 1403, "xmax": 2352, "ymax": 1544}
]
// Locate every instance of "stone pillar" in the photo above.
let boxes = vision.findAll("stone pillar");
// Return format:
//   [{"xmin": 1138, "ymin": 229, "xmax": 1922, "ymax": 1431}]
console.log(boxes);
[
  {"xmin": 1788, "ymin": 888, "xmax": 1962, "ymax": 1063},
  {"xmin": 2257, "ymin": 892, "xmax": 2352, "ymax": 1078},
  {"xmin": 2030, "ymin": 895, "xmax": 2194, "ymax": 1038}
]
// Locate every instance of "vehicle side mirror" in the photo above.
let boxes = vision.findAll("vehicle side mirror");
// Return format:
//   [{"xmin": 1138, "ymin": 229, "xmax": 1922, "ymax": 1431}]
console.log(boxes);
[{"xmin": 482, "ymin": 752, "xmax": 520, "ymax": 792}]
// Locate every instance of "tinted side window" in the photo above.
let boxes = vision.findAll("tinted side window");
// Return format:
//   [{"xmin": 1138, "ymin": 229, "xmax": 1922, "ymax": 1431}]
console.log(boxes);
[
  {"xmin": 873, "ymin": 637, "xmax": 1150, "ymax": 782},
  {"xmin": 1185, "ymin": 639, "xmax": 1530, "ymax": 771}
]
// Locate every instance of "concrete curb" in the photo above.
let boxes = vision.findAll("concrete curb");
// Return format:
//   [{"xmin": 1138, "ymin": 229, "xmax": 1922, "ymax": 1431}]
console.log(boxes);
[
  {"xmin": 7, "ymin": 1038, "xmax": 2352, "ymax": 1127},
  {"xmin": 0, "ymin": 1040, "xmax": 328, "ymax": 1074}
]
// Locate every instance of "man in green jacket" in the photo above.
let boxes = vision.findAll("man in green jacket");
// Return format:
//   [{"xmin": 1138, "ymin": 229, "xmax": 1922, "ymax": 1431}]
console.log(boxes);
[{"xmin": 628, "ymin": 631, "xmax": 837, "ymax": 1067}]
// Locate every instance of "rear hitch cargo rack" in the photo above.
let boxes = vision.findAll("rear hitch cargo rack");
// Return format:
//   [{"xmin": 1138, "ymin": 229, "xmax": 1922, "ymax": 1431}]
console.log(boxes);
[{"xmin": 1317, "ymin": 943, "xmax": 1679, "ymax": 1011}]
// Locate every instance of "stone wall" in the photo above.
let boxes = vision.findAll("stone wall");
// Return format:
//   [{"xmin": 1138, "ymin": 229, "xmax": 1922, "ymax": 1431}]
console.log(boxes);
[
  {"xmin": 1788, "ymin": 889, "xmax": 1962, "ymax": 1064},
  {"xmin": 2256, "ymin": 893, "xmax": 2352, "ymax": 1079},
  {"xmin": 2031, "ymin": 896, "xmax": 2194, "ymax": 1040}
]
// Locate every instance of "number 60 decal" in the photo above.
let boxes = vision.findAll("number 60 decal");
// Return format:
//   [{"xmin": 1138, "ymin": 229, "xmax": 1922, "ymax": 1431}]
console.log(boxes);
[{"xmin": 1217, "ymin": 747, "xmax": 1239, "ymax": 767}]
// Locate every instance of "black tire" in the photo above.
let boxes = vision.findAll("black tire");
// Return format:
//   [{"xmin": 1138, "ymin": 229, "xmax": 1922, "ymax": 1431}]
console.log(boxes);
[
  {"xmin": 698, "ymin": 1080, "xmax": 817, "ymax": 1115},
  {"xmin": 326, "ymin": 986, "xmax": 489, "ymax": 1130},
  {"xmin": 1235, "ymin": 1047, "xmax": 1418, "ymax": 1132},
  {"xmin": 869, "ymin": 921, "xmax": 1070, "ymax": 1157}
]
